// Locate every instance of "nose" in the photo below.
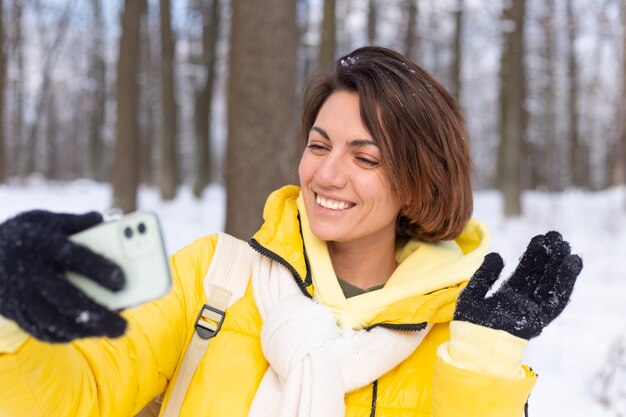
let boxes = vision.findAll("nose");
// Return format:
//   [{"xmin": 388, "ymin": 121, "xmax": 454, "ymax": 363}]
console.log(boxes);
[{"xmin": 315, "ymin": 152, "xmax": 348, "ymax": 188}]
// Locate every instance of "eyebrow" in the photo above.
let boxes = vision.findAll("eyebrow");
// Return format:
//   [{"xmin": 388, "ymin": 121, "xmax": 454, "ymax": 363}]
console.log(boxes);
[{"xmin": 311, "ymin": 126, "xmax": 377, "ymax": 148}]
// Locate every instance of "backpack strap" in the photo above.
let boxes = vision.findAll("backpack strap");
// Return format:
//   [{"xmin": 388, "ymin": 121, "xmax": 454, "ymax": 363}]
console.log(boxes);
[{"xmin": 161, "ymin": 232, "xmax": 255, "ymax": 417}]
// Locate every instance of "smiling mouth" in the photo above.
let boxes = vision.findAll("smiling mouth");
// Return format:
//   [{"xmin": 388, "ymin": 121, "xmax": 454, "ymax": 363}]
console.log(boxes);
[{"xmin": 315, "ymin": 194, "xmax": 355, "ymax": 210}]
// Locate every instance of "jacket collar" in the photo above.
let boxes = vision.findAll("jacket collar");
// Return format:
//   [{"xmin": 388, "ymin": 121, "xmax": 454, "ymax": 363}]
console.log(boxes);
[{"xmin": 250, "ymin": 185, "xmax": 308, "ymax": 286}]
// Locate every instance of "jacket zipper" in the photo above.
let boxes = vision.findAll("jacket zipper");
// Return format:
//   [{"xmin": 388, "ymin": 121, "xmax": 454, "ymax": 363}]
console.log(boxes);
[
  {"xmin": 369, "ymin": 380, "xmax": 378, "ymax": 417},
  {"xmin": 249, "ymin": 238, "xmax": 312, "ymax": 299},
  {"xmin": 365, "ymin": 322, "xmax": 428, "ymax": 332},
  {"xmin": 364, "ymin": 324, "xmax": 427, "ymax": 417}
]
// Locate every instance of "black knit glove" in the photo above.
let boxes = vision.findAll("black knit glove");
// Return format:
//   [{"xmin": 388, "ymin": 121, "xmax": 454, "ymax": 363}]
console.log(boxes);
[
  {"xmin": 454, "ymin": 231, "xmax": 583, "ymax": 340},
  {"xmin": 0, "ymin": 210, "xmax": 127, "ymax": 343}
]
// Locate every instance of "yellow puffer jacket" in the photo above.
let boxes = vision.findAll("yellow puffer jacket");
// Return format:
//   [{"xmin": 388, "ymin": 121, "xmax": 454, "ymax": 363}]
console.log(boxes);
[{"xmin": 0, "ymin": 186, "xmax": 537, "ymax": 417}]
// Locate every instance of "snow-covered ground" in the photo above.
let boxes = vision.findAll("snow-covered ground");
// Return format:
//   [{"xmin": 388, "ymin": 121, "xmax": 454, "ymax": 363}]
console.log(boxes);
[{"xmin": 0, "ymin": 178, "xmax": 624, "ymax": 417}]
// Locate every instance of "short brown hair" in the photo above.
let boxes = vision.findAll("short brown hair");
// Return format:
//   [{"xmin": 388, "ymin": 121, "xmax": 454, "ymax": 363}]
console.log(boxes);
[{"xmin": 300, "ymin": 46, "xmax": 472, "ymax": 242}]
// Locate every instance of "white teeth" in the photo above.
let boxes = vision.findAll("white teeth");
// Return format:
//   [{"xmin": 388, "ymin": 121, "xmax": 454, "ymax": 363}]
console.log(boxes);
[{"xmin": 316, "ymin": 195, "xmax": 352, "ymax": 210}]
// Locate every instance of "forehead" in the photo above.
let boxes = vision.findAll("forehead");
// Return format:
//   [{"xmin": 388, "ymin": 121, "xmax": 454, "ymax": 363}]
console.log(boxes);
[{"xmin": 312, "ymin": 91, "xmax": 373, "ymax": 141}]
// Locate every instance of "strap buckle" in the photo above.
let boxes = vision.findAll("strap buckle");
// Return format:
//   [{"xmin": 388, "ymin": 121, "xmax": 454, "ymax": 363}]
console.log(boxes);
[{"xmin": 194, "ymin": 304, "xmax": 226, "ymax": 340}]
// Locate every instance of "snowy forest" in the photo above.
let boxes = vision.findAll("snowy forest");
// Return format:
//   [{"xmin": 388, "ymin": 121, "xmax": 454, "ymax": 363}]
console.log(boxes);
[
  {"xmin": 0, "ymin": 0, "xmax": 624, "ymax": 236},
  {"xmin": 1, "ymin": 1, "xmax": 626, "ymax": 415}
]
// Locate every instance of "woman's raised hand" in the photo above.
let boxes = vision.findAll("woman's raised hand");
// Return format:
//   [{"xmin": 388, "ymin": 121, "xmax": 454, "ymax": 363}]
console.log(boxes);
[
  {"xmin": 0, "ymin": 210, "xmax": 127, "ymax": 343},
  {"xmin": 454, "ymin": 231, "xmax": 583, "ymax": 340}
]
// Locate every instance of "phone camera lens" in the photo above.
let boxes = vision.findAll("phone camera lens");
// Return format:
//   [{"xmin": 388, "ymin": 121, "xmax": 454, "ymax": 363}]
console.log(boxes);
[
  {"xmin": 138, "ymin": 222, "xmax": 147, "ymax": 234},
  {"xmin": 124, "ymin": 226, "xmax": 133, "ymax": 238}
]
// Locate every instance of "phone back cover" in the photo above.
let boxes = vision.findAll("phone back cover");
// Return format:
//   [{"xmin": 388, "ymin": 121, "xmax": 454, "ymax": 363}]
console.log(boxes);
[{"xmin": 66, "ymin": 212, "xmax": 172, "ymax": 310}]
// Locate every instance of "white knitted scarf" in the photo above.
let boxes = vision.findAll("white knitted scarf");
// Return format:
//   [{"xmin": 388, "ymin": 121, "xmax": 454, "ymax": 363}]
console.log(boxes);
[{"xmin": 248, "ymin": 255, "xmax": 432, "ymax": 417}]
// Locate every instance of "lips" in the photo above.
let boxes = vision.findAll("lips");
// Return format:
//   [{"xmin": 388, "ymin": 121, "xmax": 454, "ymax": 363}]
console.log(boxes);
[{"xmin": 315, "ymin": 193, "xmax": 355, "ymax": 210}]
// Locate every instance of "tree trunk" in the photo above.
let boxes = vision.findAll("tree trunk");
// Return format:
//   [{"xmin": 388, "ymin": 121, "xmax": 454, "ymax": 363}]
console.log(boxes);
[
  {"xmin": 69, "ymin": 92, "xmax": 82, "ymax": 179},
  {"xmin": 497, "ymin": 0, "xmax": 526, "ymax": 216},
  {"xmin": 616, "ymin": 0, "xmax": 626, "ymax": 189},
  {"xmin": 450, "ymin": 0, "xmax": 463, "ymax": 101},
  {"xmin": 0, "ymin": 0, "xmax": 6, "ymax": 182},
  {"xmin": 541, "ymin": 0, "xmax": 557, "ymax": 190},
  {"xmin": 12, "ymin": 0, "xmax": 24, "ymax": 179},
  {"xmin": 567, "ymin": 0, "xmax": 587, "ymax": 189},
  {"xmin": 226, "ymin": 0, "xmax": 298, "ymax": 239},
  {"xmin": 404, "ymin": 0, "xmax": 418, "ymax": 60},
  {"xmin": 22, "ymin": 1, "xmax": 74, "ymax": 177},
  {"xmin": 112, "ymin": 0, "xmax": 146, "ymax": 213},
  {"xmin": 87, "ymin": 0, "xmax": 107, "ymax": 182},
  {"xmin": 427, "ymin": 0, "xmax": 445, "ymax": 78},
  {"xmin": 45, "ymin": 91, "xmax": 58, "ymax": 180},
  {"xmin": 298, "ymin": 0, "xmax": 315, "ymax": 84},
  {"xmin": 367, "ymin": 0, "xmax": 377, "ymax": 45},
  {"xmin": 159, "ymin": 0, "xmax": 178, "ymax": 200},
  {"xmin": 193, "ymin": 0, "xmax": 220, "ymax": 198},
  {"xmin": 318, "ymin": 0, "xmax": 336, "ymax": 67},
  {"xmin": 138, "ymin": 5, "xmax": 155, "ymax": 186}
]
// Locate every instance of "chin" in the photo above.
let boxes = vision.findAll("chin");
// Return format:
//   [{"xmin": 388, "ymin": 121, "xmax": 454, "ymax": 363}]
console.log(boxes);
[{"xmin": 309, "ymin": 224, "xmax": 342, "ymax": 242}]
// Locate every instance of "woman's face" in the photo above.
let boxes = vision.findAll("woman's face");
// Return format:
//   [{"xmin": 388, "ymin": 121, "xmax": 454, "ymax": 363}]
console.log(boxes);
[{"xmin": 298, "ymin": 91, "xmax": 402, "ymax": 247}]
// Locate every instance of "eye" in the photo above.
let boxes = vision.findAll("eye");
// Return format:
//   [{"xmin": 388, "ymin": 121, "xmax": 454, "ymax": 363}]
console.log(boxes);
[
  {"xmin": 356, "ymin": 156, "xmax": 380, "ymax": 167},
  {"xmin": 307, "ymin": 143, "xmax": 329, "ymax": 153}
]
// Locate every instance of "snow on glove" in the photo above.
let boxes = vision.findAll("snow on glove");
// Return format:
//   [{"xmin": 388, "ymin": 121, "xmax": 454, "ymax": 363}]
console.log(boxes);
[
  {"xmin": 0, "ymin": 210, "xmax": 127, "ymax": 343},
  {"xmin": 454, "ymin": 231, "xmax": 583, "ymax": 340}
]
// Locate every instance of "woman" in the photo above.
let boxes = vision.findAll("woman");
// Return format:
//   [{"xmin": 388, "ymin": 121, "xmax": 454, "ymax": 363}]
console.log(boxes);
[{"xmin": 0, "ymin": 46, "xmax": 582, "ymax": 416}]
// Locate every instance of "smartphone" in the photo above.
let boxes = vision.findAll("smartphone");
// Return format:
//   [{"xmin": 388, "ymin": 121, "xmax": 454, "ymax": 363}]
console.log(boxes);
[{"xmin": 65, "ymin": 211, "xmax": 172, "ymax": 310}]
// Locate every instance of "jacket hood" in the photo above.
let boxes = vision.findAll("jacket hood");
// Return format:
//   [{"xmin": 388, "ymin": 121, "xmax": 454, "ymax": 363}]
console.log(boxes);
[{"xmin": 251, "ymin": 185, "xmax": 490, "ymax": 328}]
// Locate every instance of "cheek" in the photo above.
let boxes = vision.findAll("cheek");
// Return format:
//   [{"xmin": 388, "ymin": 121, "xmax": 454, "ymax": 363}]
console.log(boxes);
[
  {"xmin": 298, "ymin": 153, "xmax": 315, "ymax": 185},
  {"xmin": 368, "ymin": 176, "xmax": 402, "ymax": 216}
]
